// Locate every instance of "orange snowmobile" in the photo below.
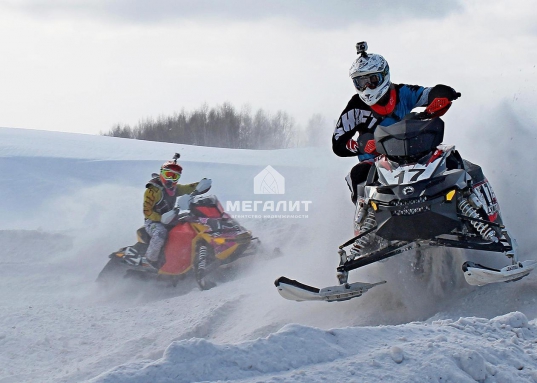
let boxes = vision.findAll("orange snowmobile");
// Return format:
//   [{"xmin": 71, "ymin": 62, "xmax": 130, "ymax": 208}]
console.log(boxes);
[{"xmin": 97, "ymin": 180, "xmax": 259, "ymax": 289}]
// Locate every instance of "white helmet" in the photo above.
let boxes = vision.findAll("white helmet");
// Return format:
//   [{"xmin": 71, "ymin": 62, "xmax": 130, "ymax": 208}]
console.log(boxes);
[{"xmin": 349, "ymin": 42, "xmax": 391, "ymax": 106}]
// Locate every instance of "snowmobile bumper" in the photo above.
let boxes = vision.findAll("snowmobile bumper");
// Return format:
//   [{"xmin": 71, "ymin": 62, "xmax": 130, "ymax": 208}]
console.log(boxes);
[
  {"xmin": 463, "ymin": 260, "xmax": 537, "ymax": 286},
  {"xmin": 373, "ymin": 195, "xmax": 460, "ymax": 242},
  {"xmin": 274, "ymin": 276, "xmax": 386, "ymax": 302}
]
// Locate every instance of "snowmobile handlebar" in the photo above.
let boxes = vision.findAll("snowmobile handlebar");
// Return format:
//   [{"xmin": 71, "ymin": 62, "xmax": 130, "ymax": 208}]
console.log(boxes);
[{"xmin": 170, "ymin": 178, "xmax": 213, "ymax": 223}]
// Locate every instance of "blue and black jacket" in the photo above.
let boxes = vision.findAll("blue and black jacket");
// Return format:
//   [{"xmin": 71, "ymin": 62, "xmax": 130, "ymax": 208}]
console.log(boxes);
[{"xmin": 332, "ymin": 83, "xmax": 458, "ymax": 161}]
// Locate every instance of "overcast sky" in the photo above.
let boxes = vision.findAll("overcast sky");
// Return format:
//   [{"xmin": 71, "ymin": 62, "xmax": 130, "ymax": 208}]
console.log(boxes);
[{"xmin": 0, "ymin": 0, "xmax": 536, "ymax": 135}]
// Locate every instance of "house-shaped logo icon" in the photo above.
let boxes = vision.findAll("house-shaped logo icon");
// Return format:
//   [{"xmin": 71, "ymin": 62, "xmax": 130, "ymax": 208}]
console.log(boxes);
[{"xmin": 254, "ymin": 166, "xmax": 285, "ymax": 194}]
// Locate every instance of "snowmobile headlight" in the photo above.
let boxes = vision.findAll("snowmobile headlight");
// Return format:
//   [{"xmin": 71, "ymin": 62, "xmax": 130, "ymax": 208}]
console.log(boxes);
[
  {"xmin": 370, "ymin": 201, "xmax": 378, "ymax": 211},
  {"xmin": 214, "ymin": 238, "xmax": 226, "ymax": 245},
  {"xmin": 445, "ymin": 190, "xmax": 456, "ymax": 202}
]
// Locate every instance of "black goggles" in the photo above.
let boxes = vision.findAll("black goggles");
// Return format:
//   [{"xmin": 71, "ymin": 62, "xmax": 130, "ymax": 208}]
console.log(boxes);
[{"xmin": 352, "ymin": 72, "xmax": 384, "ymax": 91}]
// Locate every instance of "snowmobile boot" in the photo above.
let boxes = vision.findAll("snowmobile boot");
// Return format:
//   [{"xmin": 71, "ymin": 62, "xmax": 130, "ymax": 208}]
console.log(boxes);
[
  {"xmin": 147, "ymin": 259, "xmax": 161, "ymax": 271},
  {"xmin": 141, "ymin": 257, "xmax": 160, "ymax": 271},
  {"xmin": 350, "ymin": 199, "xmax": 377, "ymax": 259},
  {"xmin": 353, "ymin": 197, "xmax": 368, "ymax": 236}
]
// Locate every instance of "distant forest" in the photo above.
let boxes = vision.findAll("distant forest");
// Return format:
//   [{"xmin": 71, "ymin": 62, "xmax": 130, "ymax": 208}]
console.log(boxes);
[{"xmin": 102, "ymin": 103, "xmax": 328, "ymax": 149}]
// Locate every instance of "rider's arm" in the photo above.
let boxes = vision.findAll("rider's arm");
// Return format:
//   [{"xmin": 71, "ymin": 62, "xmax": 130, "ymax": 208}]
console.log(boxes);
[
  {"xmin": 398, "ymin": 84, "xmax": 459, "ymax": 112},
  {"xmin": 397, "ymin": 84, "xmax": 430, "ymax": 109},
  {"xmin": 176, "ymin": 182, "xmax": 199, "ymax": 195},
  {"xmin": 143, "ymin": 186, "xmax": 162, "ymax": 221},
  {"xmin": 332, "ymin": 95, "xmax": 377, "ymax": 158},
  {"xmin": 332, "ymin": 127, "xmax": 360, "ymax": 157}
]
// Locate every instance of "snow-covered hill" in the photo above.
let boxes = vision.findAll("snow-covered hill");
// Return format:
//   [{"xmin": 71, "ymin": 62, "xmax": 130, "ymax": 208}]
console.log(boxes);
[{"xmin": 1, "ymin": 125, "xmax": 537, "ymax": 383}]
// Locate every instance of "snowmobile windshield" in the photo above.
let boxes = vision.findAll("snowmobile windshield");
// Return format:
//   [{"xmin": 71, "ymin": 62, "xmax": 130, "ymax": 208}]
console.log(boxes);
[
  {"xmin": 374, "ymin": 117, "xmax": 444, "ymax": 164},
  {"xmin": 352, "ymin": 72, "xmax": 383, "ymax": 91}
]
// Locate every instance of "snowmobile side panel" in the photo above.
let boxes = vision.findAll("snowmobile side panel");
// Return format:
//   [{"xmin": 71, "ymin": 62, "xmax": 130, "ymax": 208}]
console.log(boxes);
[
  {"xmin": 274, "ymin": 277, "xmax": 386, "ymax": 302},
  {"xmin": 161, "ymin": 223, "xmax": 197, "ymax": 275}
]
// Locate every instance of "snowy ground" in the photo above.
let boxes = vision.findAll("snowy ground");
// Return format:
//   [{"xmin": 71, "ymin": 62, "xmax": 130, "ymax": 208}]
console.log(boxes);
[{"xmin": 2, "ymin": 122, "xmax": 537, "ymax": 383}]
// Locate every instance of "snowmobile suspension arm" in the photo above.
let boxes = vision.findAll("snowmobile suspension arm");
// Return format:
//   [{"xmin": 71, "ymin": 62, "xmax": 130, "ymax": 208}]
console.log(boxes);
[
  {"xmin": 339, "ymin": 225, "xmax": 378, "ymax": 249},
  {"xmin": 456, "ymin": 214, "xmax": 505, "ymax": 229},
  {"xmin": 429, "ymin": 237, "xmax": 511, "ymax": 253},
  {"xmin": 338, "ymin": 241, "xmax": 415, "ymax": 272},
  {"xmin": 339, "ymin": 235, "xmax": 511, "ymax": 274}
]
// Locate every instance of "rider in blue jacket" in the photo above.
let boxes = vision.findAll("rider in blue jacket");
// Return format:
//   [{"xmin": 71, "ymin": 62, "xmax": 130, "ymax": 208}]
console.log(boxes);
[
  {"xmin": 330, "ymin": 42, "xmax": 523, "ymax": 287},
  {"xmin": 332, "ymin": 42, "xmax": 461, "ymax": 204},
  {"xmin": 332, "ymin": 42, "xmax": 464, "ymax": 283}
]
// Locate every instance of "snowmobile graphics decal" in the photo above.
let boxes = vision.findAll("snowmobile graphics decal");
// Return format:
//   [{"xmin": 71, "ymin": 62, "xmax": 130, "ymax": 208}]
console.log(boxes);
[
  {"xmin": 472, "ymin": 179, "xmax": 500, "ymax": 218},
  {"xmin": 377, "ymin": 157, "xmax": 442, "ymax": 185},
  {"xmin": 349, "ymin": 52, "xmax": 387, "ymax": 77}
]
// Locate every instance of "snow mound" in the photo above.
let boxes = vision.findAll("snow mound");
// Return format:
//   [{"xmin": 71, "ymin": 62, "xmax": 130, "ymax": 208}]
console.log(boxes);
[{"xmin": 89, "ymin": 312, "xmax": 537, "ymax": 383}]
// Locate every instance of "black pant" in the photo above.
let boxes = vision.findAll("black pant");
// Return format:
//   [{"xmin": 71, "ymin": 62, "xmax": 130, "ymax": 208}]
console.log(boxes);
[{"xmin": 346, "ymin": 162, "xmax": 373, "ymax": 204}]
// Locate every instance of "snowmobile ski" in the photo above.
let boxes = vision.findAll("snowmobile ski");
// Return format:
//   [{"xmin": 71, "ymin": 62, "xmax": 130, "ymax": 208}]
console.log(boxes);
[
  {"xmin": 462, "ymin": 260, "xmax": 537, "ymax": 286},
  {"xmin": 274, "ymin": 276, "xmax": 386, "ymax": 302}
]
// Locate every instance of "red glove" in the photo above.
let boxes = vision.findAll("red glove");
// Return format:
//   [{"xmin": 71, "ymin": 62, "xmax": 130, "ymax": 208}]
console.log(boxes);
[{"xmin": 346, "ymin": 139, "xmax": 359, "ymax": 153}]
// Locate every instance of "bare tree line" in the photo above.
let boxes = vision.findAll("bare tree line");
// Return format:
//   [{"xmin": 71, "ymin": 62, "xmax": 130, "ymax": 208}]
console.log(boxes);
[{"xmin": 102, "ymin": 102, "xmax": 318, "ymax": 149}]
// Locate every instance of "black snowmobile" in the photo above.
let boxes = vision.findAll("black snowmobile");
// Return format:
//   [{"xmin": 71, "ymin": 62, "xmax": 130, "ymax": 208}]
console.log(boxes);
[{"xmin": 275, "ymin": 98, "xmax": 536, "ymax": 302}]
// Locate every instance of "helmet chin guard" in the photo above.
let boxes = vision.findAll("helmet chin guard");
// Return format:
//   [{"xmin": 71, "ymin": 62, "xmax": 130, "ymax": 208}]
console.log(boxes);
[
  {"xmin": 160, "ymin": 176, "xmax": 177, "ymax": 195},
  {"xmin": 358, "ymin": 80, "xmax": 391, "ymax": 106},
  {"xmin": 349, "ymin": 41, "xmax": 391, "ymax": 106}
]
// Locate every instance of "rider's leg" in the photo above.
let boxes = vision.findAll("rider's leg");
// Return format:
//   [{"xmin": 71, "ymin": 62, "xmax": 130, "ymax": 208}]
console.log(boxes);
[
  {"xmin": 345, "ymin": 162, "xmax": 373, "ymax": 204},
  {"xmin": 144, "ymin": 219, "xmax": 168, "ymax": 265},
  {"xmin": 338, "ymin": 162, "xmax": 374, "ymax": 284},
  {"xmin": 346, "ymin": 160, "xmax": 377, "ymax": 244}
]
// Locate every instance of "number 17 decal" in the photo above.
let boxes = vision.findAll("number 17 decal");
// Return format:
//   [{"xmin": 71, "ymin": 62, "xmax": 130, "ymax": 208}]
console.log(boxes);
[{"xmin": 397, "ymin": 169, "xmax": 426, "ymax": 184}]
